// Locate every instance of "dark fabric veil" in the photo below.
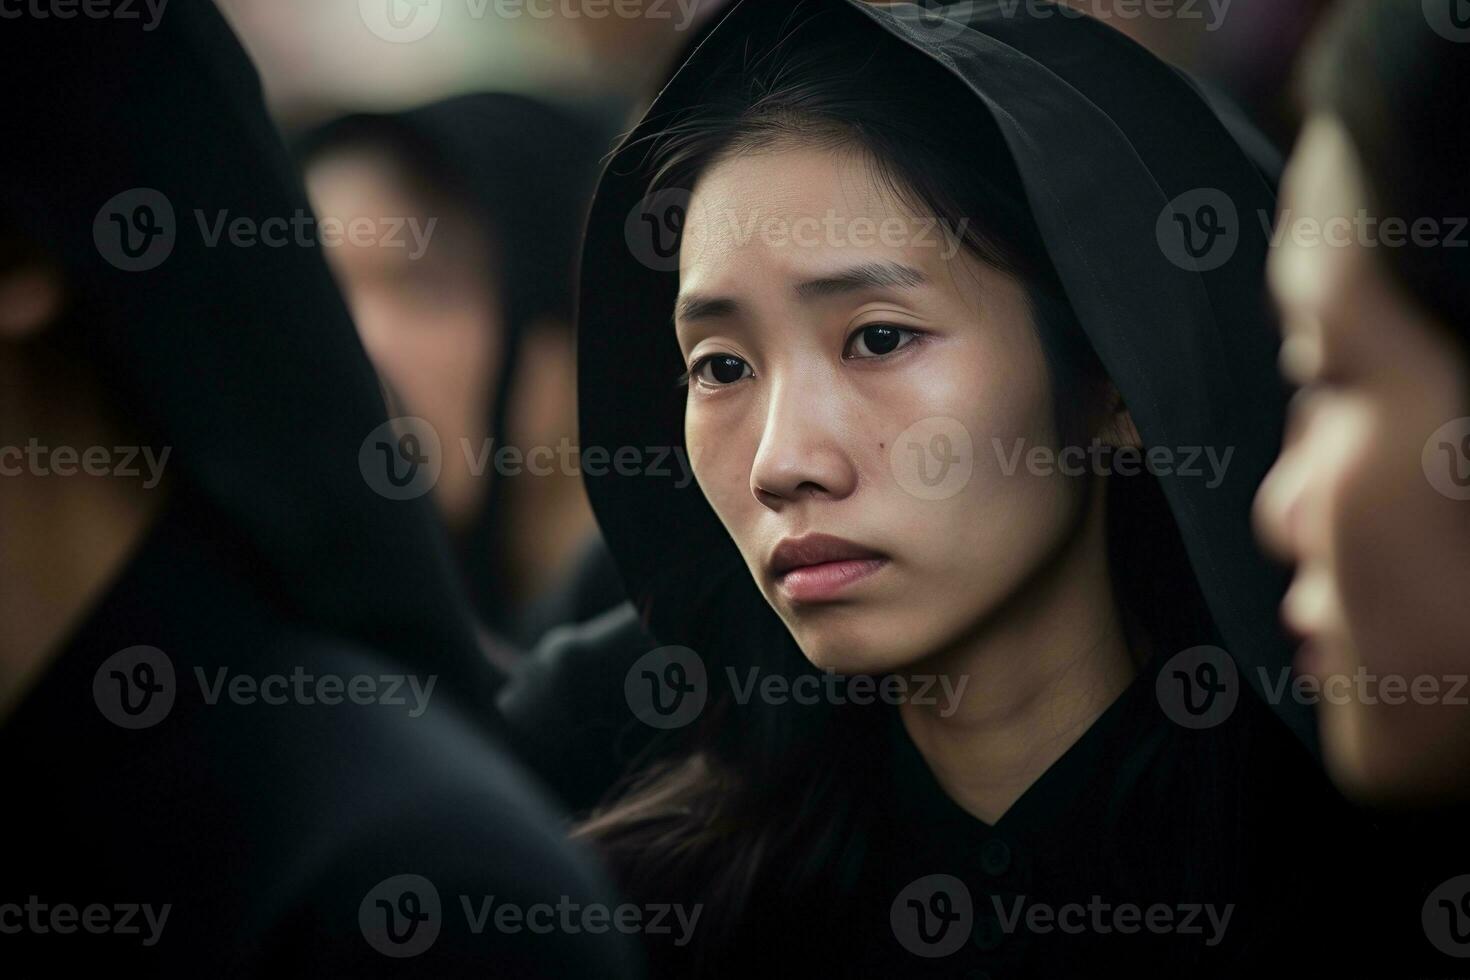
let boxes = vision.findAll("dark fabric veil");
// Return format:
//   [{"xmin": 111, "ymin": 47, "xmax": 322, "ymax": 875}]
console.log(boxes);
[{"xmin": 575, "ymin": 0, "xmax": 1307, "ymax": 746}]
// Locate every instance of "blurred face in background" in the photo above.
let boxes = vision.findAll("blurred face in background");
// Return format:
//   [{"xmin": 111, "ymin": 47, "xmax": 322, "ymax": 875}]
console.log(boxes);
[
  {"xmin": 1255, "ymin": 116, "xmax": 1470, "ymax": 804},
  {"xmin": 307, "ymin": 146, "xmax": 503, "ymax": 532}
]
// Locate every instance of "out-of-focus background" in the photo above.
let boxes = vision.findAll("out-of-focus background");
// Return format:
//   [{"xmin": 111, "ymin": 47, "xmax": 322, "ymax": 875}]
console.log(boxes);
[
  {"xmin": 223, "ymin": 0, "xmax": 1340, "ymax": 650},
  {"xmin": 220, "ymin": 0, "xmax": 1334, "ymax": 139}
]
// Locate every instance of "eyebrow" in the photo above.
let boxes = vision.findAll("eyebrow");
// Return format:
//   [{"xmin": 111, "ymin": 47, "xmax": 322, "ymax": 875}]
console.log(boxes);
[{"xmin": 673, "ymin": 261, "xmax": 927, "ymax": 325}]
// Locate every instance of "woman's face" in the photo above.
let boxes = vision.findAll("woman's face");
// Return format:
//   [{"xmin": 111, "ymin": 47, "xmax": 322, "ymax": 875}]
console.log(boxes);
[
  {"xmin": 1254, "ymin": 116, "xmax": 1470, "ymax": 802},
  {"xmin": 676, "ymin": 145, "xmax": 1090, "ymax": 675}
]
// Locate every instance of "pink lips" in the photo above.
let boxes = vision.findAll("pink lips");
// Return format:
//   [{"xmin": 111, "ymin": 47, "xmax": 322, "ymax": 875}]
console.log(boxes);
[{"xmin": 768, "ymin": 533, "xmax": 889, "ymax": 603}]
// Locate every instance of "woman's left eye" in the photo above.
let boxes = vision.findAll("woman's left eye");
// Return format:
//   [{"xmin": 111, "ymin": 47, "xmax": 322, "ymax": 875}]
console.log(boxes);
[{"xmin": 844, "ymin": 324, "xmax": 918, "ymax": 359}]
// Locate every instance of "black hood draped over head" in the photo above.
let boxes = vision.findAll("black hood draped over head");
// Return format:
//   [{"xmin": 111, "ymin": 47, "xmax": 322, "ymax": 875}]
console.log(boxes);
[
  {"xmin": 0, "ymin": 4, "xmax": 501, "ymax": 713},
  {"xmin": 296, "ymin": 94, "xmax": 614, "ymax": 638},
  {"xmin": 2, "ymin": 6, "xmax": 647, "ymax": 976},
  {"xmin": 577, "ymin": 0, "xmax": 1306, "ymax": 743}
]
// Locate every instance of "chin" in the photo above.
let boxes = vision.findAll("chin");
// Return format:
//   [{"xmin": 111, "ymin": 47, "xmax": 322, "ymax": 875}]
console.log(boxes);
[
  {"xmin": 1322, "ymin": 703, "xmax": 1463, "ymax": 806},
  {"xmin": 782, "ymin": 607, "xmax": 934, "ymax": 676}
]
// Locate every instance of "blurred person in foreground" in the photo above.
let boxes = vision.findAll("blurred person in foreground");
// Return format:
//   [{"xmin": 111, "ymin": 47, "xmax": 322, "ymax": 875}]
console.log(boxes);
[
  {"xmin": 298, "ymin": 96, "xmax": 628, "ymax": 650},
  {"xmin": 0, "ymin": 5, "xmax": 642, "ymax": 976},
  {"xmin": 1254, "ymin": 0, "xmax": 1470, "ymax": 966}
]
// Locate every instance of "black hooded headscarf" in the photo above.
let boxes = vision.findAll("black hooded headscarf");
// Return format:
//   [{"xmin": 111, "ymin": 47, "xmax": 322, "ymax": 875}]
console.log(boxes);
[
  {"xmin": 0, "ymin": 8, "xmax": 504, "ymax": 713},
  {"xmin": 578, "ymin": 0, "xmax": 1304, "ymax": 743},
  {"xmin": 1, "ymin": 5, "xmax": 642, "ymax": 975}
]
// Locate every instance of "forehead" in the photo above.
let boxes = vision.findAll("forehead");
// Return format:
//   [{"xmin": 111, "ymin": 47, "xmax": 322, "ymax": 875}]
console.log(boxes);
[
  {"xmin": 1269, "ymin": 116, "xmax": 1372, "ymax": 314},
  {"xmin": 678, "ymin": 144, "xmax": 957, "ymax": 283},
  {"xmin": 688, "ymin": 144, "xmax": 902, "ymax": 220}
]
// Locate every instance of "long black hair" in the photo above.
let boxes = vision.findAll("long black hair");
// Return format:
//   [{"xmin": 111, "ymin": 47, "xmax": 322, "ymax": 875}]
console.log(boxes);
[{"xmin": 575, "ymin": 7, "xmax": 1210, "ymax": 972}]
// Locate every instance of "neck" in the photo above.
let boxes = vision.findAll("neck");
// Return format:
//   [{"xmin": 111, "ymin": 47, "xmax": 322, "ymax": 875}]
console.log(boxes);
[
  {"xmin": 0, "ymin": 350, "xmax": 165, "ymax": 721},
  {"xmin": 899, "ymin": 483, "xmax": 1135, "ymax": 824}
]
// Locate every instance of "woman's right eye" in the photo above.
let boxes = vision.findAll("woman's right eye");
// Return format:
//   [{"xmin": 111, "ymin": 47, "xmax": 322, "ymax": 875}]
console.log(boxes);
[{"xmin": 691, "ymin": 354, "xmax": 753, "ymax": 386}]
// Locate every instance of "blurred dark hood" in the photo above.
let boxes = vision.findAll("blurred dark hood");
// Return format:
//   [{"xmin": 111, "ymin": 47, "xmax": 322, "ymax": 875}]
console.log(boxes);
[
  {"xmin": 576, "ymin": 0, "xmax": 1308, "ymax": 743},
  {"xmin": 0, "ymin": 2, "xmax": 501, "ymax": 712},
  {"xmin": 296, "ymin": 94, "xmax": 612, "ymax": 634}
]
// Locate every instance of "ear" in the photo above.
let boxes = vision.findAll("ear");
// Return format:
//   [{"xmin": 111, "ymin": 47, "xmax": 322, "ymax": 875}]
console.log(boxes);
[
  {"xmin": 1095, "ymin": 383, "xmax": 1142, "ymax": 450},
  {"xmin": 0, "ymin": 260, "xmax": 64, "ymax": 342}
]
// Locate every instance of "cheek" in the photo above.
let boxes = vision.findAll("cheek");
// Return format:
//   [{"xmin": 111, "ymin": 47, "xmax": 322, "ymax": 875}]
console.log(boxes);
[
  {"xmin": 876, "ymin": 337, "xmax": 1075, "ymax": 597},
  {"xmin": 686, "ymin": 402, "xmax": 760, "ymax": 540},
  {"xmin": 1331, "ymin": 389, "xmax": 1470, "ymax": 676}
]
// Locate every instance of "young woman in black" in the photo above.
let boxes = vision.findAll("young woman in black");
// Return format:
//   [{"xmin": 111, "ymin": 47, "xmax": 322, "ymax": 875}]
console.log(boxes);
[{"xmin": 566, "ymin": 1, "xmax": 1391, "ymax": 975}]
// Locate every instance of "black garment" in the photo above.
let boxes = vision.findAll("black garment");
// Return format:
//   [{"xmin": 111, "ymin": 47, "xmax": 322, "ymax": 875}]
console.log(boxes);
[
  {"xmin": 6, "ymin": 490, "xmax": 642, "ymax": 977},
  {"xmin": 632, "ymin": 650, "xmax": 1379, "ymax": 977},
  {"xmin": 861, "ymin": 652, "xmax": 1360, "ymax": 977},
  {"xmin": 499, "ymin": 602, "xmax": 664, "ymax": 815},
  {"xmin": 0, "ymin": 3, "xmax": 641, "ymax": 975}
]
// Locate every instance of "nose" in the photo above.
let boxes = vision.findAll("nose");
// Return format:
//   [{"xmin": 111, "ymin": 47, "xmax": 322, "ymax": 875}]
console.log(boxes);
[
  {"xmin": 749, "ymin": 375, "xmax": 858, "ymax": 508},
  {"xmin": 1253, "ymin": 442, "xmax": 1308, "ymax": 565}
]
